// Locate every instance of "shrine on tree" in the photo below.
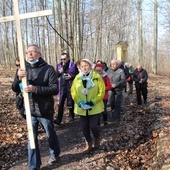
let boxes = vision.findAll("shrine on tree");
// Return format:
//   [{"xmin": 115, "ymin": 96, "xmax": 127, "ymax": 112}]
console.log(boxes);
[{"xmin": 116, "ymin": 41, "xmax": 128, "ymax": 62}]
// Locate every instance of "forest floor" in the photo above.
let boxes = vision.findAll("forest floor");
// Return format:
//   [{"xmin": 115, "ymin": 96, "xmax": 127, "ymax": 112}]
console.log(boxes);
[{"xmin": 0, "ymin": 70, "xmax": 170, "ymax": 170}]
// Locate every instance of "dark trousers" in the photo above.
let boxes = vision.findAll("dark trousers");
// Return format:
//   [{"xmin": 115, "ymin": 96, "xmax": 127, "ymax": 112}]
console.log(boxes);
[
  {"xmin": 98, "ymin": 100, "xmax": 108, "ymax": 125},
  {"xmin": 102, "ymin": 100, "xmax": 108, "ymax": 122},
  {"xmin": 110, "ymin": 91, "xmax": 122, "ymax": 121},
  {"xmin": 136, "ymin": 87, "xmax": 148, "ymax": 105},
  {"xmin": 80, "ymin": 114, "xmax": 100, "ymax": 143},
  {"xmin": 56, "ymin": 92, "xmax": 74, "ymax": 124},
  {"xmin": 128, "ymin": 82, "xmax": 133, "ymax": 94},
  {"xmin": 19, "ymin": 107, "xmax": 26, "ymax": 119}
]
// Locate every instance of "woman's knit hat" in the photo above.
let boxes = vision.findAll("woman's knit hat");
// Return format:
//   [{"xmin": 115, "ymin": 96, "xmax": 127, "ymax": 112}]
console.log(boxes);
[
  {"xmin": 81, "ymin": 59, "xmax": 93, "ymax": 67},
  {"xmin": 94, "ymin": 63, "xmax": 104, "ymax": 70}
]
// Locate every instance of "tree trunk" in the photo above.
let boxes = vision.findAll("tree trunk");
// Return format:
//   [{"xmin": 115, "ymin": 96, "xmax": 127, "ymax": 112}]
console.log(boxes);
[
  {"xmin": 152, "ymin": 0, "xmax": 158, "ymax": 74},
  {"xmin": 52, "ymin": 0, "xmax": 57, "ymax": 65},
  {"xmin": 57, "ymin": 0, "xmax": 64, "ymax": 53},
  {"xmin": 138, "ymin": 0, "xmax": 143, "ymax": 64},
  {"xmin": 2, "ymin": 1, "xmax": 10, "ymax": 68}
]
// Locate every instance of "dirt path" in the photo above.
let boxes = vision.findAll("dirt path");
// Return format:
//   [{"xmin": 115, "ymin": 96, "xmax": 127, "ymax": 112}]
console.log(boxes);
[{"xmin": 0, "ymin": 72, "xmax": 170, "ymax": 170}]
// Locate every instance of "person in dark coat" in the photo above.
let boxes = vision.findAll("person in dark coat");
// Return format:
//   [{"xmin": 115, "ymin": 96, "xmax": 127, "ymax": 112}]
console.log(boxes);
[
  {"xmin": 124, "ymin": 62, "xmax": 133, "ymax": 94},
  {"xmin": 133, "ymin": 65, "xmax": 148, "ymax": 105},
  {"xmin": 53, "ymin": 53, "xmax": 78, "ymax": 125},
  {"xmin": 127, "ymin": 63, "xmax": 134, "ymax": 94},
  {"xmin": 12, "ymin": 44, "xmax": 60, "ymax": 170},
  {"xmin": 12, "ymin": 57, "xmax": 26, "ymax": 119}
]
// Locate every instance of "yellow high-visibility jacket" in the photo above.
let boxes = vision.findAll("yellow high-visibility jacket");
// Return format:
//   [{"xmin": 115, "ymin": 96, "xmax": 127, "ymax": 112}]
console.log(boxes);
[{"xmin": 71, "ymin": 70, "xmax": 105, "ymax": 116}]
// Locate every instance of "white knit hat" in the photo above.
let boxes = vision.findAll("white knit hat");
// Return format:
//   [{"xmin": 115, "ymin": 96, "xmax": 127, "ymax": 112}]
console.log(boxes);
[
  {"xmin": 125, "ymin": 62, "xmax": 129, "ymax": 67},
  {"xmin": 81, "ymin": 59, "xmax": 93, "ymax": 67}
]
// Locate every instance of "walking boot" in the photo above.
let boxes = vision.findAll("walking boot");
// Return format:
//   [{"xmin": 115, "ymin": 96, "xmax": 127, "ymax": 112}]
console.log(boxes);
[
  {"xmin": 83, "ymin": 141, "xmax": 92, "ymax": 154},
  {"xmin": 94, "ymin": 138, "xmax": 100, "ymax": 148}
]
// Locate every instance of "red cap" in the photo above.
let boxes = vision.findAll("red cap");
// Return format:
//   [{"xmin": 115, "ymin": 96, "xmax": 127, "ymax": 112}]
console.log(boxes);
[{"xmin": 94, "ymin": 63, "xmax": 104, "ymax": 70}]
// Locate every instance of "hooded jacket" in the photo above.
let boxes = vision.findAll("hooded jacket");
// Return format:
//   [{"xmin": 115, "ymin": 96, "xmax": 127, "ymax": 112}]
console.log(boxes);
[
  {"xmin": 12, "ymin": 57, "xmax": 58, "ymax": 118},
  {"xmin": 71, "ymin": 70, "xmax": 105, "ymax": 116}
]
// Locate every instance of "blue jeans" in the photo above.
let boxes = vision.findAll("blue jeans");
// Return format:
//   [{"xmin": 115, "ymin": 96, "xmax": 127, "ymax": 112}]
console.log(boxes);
[{"xmin": 28, "ymin": 116, "xmax": 60, "ymax": 169}]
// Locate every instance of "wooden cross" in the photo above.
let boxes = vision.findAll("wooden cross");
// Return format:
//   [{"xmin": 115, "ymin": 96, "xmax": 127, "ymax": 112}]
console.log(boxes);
[{"xmin": 0, "ymin": 0, "xmax": 52, "ymax": 149}]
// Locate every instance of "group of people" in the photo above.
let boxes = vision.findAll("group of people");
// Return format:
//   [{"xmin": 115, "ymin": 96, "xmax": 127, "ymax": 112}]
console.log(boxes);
[{"xmin": 12, "ymin": 44, "xmax": 148, "ymax": 170}]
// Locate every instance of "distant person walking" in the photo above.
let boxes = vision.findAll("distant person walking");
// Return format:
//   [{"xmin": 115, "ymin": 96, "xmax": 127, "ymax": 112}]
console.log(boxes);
[
  {"xmin": 107, "ymin": 59, "xmax": 126, "ymax": 122},
  {"xmin": 133, "ymin": 65, "xmax": 148, "ymax": 105},
  {"xmin": 127, "ymin": 63, "xmax": 134, "ymax": 94}
]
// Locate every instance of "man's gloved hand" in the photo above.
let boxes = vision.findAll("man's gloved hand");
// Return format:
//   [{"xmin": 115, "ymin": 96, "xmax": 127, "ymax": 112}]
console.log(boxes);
[
  {"xmin": 86, "ymin": 100, "xmax": 95, "ymax": 107},
  {"xmin": 78, "ymin": 100, "xmax": 85, "ymax": 108}
]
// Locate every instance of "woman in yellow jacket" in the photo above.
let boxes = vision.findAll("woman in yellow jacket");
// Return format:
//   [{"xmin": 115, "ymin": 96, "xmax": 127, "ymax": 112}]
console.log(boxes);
[{"xmin": 71, "ymin": 59, "xmax": 105, "ymax": 153}]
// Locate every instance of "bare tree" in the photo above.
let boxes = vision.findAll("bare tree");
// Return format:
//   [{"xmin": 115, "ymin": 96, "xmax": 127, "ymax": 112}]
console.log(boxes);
[
  {"xmin": 137, "ymin": 0, "xmax": 143, "ymax": 64},
  {"xmin": 57, "ymin": 0, "xmax": 64, "ymax": 53},
  {"xmin": 152, "ymin": 0, "xmax": 158, "ymax": 74},
  {"xmin": 2, "ymin": 0, "xmax": 10, "ymax": 67}
]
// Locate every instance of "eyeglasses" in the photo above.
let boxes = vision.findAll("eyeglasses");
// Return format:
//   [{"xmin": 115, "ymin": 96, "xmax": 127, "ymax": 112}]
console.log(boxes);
[
  {"xmin": 16, "ymin": 64, "xmax": 20, "ymax": 67},
  {"xmin": 26, "ymin": 51, "xmax": 39, "ymax": 54},
  {"xmin": 61, "ymin": 58, "xmax": 67, "ymax": 61}
]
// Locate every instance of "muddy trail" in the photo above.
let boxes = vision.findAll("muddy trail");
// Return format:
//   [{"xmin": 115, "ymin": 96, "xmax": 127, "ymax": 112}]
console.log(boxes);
[{"xmin": 0, "ymin": 71, "xmax": 170, "ymax": 170}]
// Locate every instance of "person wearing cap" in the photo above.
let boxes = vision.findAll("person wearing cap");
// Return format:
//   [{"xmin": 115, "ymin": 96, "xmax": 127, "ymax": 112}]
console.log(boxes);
[
  {"xmin": 71, "ymin": 59, "xmax": 105, "ymax": 153},
  {"xmin": 107, "ymin": 59, "xmax": 126, "ymax": 122},
  {"xmin": 94, "ymin": 63, "xmax": 112, "ymax": 126}
]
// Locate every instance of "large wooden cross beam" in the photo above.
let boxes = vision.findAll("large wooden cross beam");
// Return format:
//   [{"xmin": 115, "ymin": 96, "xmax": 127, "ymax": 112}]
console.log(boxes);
[{"xmin": 0, "ymin": 0, "xmax": 52, "ymax": 149}]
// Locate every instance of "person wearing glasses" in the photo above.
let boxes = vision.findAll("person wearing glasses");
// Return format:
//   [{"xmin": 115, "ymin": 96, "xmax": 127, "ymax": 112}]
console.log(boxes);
[
  {"xmin": 53, "ymin": 53, "xmax": 78, "ymax": 125},
  {"xmin": 12, "ymin": 57, "xmax": 26, "ymax": 119},
  {"xmin": 15, "ymin": 57, "xmax": 20, "ymax": 68},
  {"xmin": 11, "ymin": 44, "xmax": 60, "ymax": 170}
]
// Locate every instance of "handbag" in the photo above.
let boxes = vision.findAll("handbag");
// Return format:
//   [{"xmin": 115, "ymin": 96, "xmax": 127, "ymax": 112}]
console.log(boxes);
[
  {"xmin": 126, "ymin": 76, "xmax": 132, "ymax": 82},
  {"xmin": 16, "ymin": 93, "xmax": 24, "ymax": 109}
]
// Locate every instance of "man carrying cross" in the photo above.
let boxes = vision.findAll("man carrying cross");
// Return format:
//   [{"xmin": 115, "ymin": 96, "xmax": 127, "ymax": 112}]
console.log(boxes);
[
  {"xmin": 12, "ymin": 44, "xmax": 60, "ymax": 169},
  {"xmin": 0, "ymin": 0, "xmax": 54, "ymax": 151}
]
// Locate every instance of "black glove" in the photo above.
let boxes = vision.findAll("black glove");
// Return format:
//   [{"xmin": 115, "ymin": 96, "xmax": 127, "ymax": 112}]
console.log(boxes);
[{"xmin": 86, "ymin": 100, "xmax": 94, "ymax": 107}]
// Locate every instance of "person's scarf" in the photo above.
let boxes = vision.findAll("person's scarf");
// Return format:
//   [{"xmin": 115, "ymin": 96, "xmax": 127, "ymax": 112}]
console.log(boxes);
[
  {"xmin": 101, "ymin": 71, "xmax": 107, "ymax": 78},
  {"xmin": 80, "ymin": 70, "xmax": 95, "ymax": 89}
]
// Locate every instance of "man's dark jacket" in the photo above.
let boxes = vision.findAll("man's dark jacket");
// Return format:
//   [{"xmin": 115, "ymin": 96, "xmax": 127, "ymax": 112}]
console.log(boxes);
[
  {"xmin": 12, "ymin": 57, "xmax": 58, "ymax": 118},
  {"xmin": 133, "ymin": 68, "xmax": 148, "ymax": 89}
]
